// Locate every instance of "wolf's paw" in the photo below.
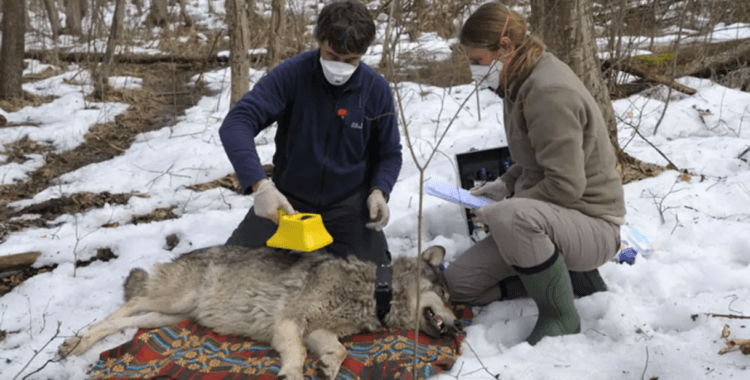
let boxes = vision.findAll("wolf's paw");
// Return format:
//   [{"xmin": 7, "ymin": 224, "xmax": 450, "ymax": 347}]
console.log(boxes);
[
  {"xmin": 58, "ymin": 336, "xmax": 83, "ymax": 358},
  {"xmin": 315, "ymin": 347, "xmax": 347, "ymax": 380},
  {"xmin": 277, "ymin": 366, "xmax": 304, "ymax": 380}
]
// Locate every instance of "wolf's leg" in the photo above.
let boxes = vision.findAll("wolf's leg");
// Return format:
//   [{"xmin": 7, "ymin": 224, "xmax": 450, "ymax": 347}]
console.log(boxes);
[
  {"xmin": 86, "ymin": 295, "xmax": 156, "ymax": 329},
  {"xmin": 272, "ymin": 319, "xmax": 306, "ymax": 380},
  {"xmin": 89, "ymin": 289, "xmax": 199, "ymax": 330},
  {"xmin": 304, "ymin": 329, "xmax": 347, "ymax": 380},
  {"xmin": 59, "ymin": 312, "xmax": 186, "ymax": 357},
  {"xmin": 59, "ymin": 297, "xmax": 151, "ymax": 357}
]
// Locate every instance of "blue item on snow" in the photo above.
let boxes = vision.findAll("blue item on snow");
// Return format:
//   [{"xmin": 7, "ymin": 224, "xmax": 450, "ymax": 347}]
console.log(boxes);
[{"xmin": 615, "ymin": 247, "xmax": 638, "ymax": 265}]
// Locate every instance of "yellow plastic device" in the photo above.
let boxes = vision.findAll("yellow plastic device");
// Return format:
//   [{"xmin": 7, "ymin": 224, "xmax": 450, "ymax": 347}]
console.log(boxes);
[{"xmin": 266, "ymin": 209, "xmax": 334, "ymax": 252}]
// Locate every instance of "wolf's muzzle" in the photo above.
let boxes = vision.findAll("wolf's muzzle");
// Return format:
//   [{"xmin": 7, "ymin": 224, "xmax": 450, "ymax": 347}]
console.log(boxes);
[{"xmin": 424, "ymin": 307, "xmax": 463, "ymax": 337}]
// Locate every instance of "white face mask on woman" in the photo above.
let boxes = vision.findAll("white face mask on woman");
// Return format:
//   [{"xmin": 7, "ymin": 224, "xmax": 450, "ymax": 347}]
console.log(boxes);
[
  {"xmin": 320, "ymin": 58, "xmax": 358, "ymax": 86},
  {"xmin": 470, "ymin": 60, "xmax": 502, "ymax": 90}
]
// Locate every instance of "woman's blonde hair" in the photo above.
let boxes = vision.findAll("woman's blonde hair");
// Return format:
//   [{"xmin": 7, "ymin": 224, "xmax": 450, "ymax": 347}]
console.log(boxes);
[{"xmin": 460, "ymin": 1, "xmax": 545, "ymax": 90}]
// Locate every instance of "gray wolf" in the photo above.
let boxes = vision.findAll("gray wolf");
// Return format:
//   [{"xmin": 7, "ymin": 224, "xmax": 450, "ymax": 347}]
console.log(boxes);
[{"xmin": 59, "ymin": 245, "xmax": 462, "ymax": 380}]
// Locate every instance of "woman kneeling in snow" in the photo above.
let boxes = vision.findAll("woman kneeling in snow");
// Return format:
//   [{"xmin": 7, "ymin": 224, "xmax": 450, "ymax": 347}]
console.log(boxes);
[{"xmin": 445, "ymin": 2, "xmax": 625, "ymax": 346}]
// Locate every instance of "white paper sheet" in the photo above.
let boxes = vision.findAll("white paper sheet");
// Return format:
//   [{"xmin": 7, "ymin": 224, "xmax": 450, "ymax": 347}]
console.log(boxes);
[{"xmin": 423, "ymin": 180, "xmax": 493, "ymax": 209}]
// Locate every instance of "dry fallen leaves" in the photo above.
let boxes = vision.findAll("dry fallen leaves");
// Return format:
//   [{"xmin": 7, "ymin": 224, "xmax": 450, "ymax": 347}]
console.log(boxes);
[
  {"xmin": 718, "ymin": 324, "xmax": 750, "ymax": 355},
  {"xmin": 679, "ymin": 171, "xmax": 692, "ymax": 182}
]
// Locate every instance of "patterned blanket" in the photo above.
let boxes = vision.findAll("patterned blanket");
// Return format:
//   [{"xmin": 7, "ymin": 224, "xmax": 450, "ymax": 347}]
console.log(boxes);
[{"xmin": 90, "ymin": 306, "xmax": 472, "ymax": 380}]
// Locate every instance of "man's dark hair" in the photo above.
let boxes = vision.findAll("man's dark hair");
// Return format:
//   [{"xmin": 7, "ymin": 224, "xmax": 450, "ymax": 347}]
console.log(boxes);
[{"xmin": 314, "ymin": 1, "xmax": 376, "ymax": 55}]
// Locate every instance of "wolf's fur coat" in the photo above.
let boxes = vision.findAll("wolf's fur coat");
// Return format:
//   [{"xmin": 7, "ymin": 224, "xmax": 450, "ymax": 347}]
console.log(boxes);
[{"xmin": 59, "ymin": 245, "xmax": 461, "ymax": 380}]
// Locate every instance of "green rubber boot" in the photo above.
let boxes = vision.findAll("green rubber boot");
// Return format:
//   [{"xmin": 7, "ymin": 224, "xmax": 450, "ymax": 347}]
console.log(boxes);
[
  {"xmin": 515, "ymin": 250, "xmax": 581, "ymax": 345},
  {"xmin": 568, "ymin": 268, "xmax": 607, "ymax": 297},
  {"xmin": 498, "ymin": 268, "xmax": 608, "ymax": 301}
]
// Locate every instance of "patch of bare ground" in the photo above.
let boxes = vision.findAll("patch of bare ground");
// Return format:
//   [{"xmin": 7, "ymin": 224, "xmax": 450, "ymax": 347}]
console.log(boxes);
[
  {"xmin": 0, "ymin": 91, "xmax": 57, "ymax": 113},
  {"xmin": 618, "ymin": 153, "xmax": 667, "ymax": 185},
  {"xmin": 131, "ymin": 206, "xmax": 179, "ymax": 225},
  {"xmin": 0, "ymin": 248, "xmax": 118, "ymax": 297},
  {"xmin": 2, "ymin": 137, "xmax": 54, "ymax": 164},
  {"xmin": 0, "ymin": 62, "xmax": 216, "ymax": 242},
  {"xmin": 186, "ymin": 173, "xmax": 243, "ymax": 194},
  {"xmin": 0, "ymin": 192, "xmax": 142, "ymax": 240},
  {"xmin": 156, "ymin": 27, "xmax": 223, "ymax": 58},
  {"xmin": 380, "ymin": 46, "xmax": 473, "ymax": 89},
  {"xmin": 0, "ymin": 265, "xmax": 58, "ymax": 297},
  {"xmin": 22, "ymin": 66, "xmax": 66, "ymax": 83},
  {"xmin": 0, "ymin": 232, "xmax": 182, "ymax": 298},
  {"xmin": 186, "ymin": 164, "xmax": 276, "ymax": 194}
]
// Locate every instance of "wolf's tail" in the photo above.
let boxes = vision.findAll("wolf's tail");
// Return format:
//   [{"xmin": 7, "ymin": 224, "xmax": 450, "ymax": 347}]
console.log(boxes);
[{"xmin": 124, "ymin": 268, "xmax": 149, "ymax": 301}]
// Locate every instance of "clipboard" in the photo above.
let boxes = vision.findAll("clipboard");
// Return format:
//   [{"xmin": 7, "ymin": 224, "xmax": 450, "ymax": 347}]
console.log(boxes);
[{"xmin": 423, "ymin": 180, "xmax": 493, "ymax": 209}]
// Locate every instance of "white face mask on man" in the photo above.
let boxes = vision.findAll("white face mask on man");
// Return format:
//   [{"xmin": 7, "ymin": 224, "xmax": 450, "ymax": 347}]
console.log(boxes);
[
  {"xmin": 470, "ymin": 60, "xmax": 502, "ymax": 90},
  {"xmin": 320, "ymin": 58, "xmax": 358, "ymax": 86}
]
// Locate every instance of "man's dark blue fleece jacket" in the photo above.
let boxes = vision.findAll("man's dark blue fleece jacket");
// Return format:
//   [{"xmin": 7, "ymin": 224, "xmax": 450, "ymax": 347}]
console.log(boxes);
[{"xmin": 219, "ymin": 49, "xmax": 402, "ymax": 208}]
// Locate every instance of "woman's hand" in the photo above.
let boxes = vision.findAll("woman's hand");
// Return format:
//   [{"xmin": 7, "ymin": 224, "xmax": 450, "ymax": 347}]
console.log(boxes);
[{"xmin": 469, "ymin": 178, "xmax": 510, "ymax": 202}]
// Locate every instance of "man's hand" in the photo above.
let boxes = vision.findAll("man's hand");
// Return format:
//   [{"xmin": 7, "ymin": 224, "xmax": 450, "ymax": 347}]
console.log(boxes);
[
  {"xmin": 469, "ymin": 178, "xmax": 510, "ymax": 202},
  {"xmin": 253, "ymin": 179, "xmax": 295, "ymax": 224},
  {"xmin": 365, "ymin": 189, "xmax": 389, "ymax": 231}
]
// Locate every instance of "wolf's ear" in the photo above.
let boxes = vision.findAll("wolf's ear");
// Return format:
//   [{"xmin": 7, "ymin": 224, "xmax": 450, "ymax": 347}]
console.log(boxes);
[{"xmin": 421, "ymin": 246, "xmax": 446, "ymax": 267}]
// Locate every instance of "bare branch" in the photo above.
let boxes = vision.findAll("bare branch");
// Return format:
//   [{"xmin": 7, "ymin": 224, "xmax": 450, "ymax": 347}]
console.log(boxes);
[
  {"xmin": 462, "ymin": 340, "xmax": 501, "ymax": 379},
  {"xmin": 631, "ymin": 121, "xmax": 680, "ymax": 170},
  {"xmin": 12, "ymin": 322, "xmax": 62, "ymax": 380},
  {"xmin": 641, "ymin": 345, "xmax": 650, "ymax": 380},
  {"xmin": 652, "ymin": 0, "xmax": 690, "ymax": 135},
  {"xmin": 737, "ymin": 146, "xmax": 750, "ymax": 160},
  {"xmin": 643, "ymin": 175, "xmax": 686, "ymax": 224}
]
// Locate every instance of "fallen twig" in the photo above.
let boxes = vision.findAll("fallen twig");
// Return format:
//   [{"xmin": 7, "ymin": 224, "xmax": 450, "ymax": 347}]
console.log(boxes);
[
  {"xmin": 462, "ymin": 340, "xmax": 500, "ymax": 379},
  {"xmin": 737, "ymin": 146, "xmax": 750, "ymax": 160},
  {"xmin": 621, "ymin": 117, "xmax": 680, "ymax": 171},
  {"xmin": 708, "ymin": 313, "xmax": 750, "ymax": 320}
]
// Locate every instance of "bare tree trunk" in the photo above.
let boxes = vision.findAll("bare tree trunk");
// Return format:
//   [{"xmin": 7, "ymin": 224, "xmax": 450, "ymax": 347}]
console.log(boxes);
[
  {"xmin": 226, "ymin": 0, "xmax": 251, "ymax": 108},
  {"xmin": 64, "ymin": 0, "xmax": 83, "ymax": 35},
  {"xmin": 93, "ymin": 0, "xmax": 126, "ymax": 100},
  {"xmin": 44, "ymin": 0, "xmax": 62, "ymax": 40},
  {"xmin": 176, "ymin": 0, "xmax": 194, "ymax": 26},
  {"xmin": 529, "ymin": 0, "xmax": 620, "ymax": 152},
  {"xmin": 105, "ymin": 0, "xmax": 125, "ymax": 62},
  {"xmin": 133, "ymin": 0, "xmax": 144, "ymax": 16},
  {"xmin": 79, "ymin": 0, "xmax": 88, "ymax": 19},
  {"xmin": 409, "ymin": 0, "xmax": 425, "ymax": 41},
  {"xmin": 89, "ymin": 0, "xmax": 100, "ymax": 38},
  {"xmin": 0, "ymin": 0, "xmax": 26, "ymax": 100},
  {"xmin": 20, "ymin": 0, "xmax": 30, "ymax": 31},
  {"xmin": 148, "ymin": 0, "xmax": 169, "ymax": 28},
  {"xmin": 267, "ymin": 0, "xmax": 286, "ymax": 68},
  {"xmin": 379, "ymin": 0, "xmax": 399, "ymax": 71},
  {"xmin": 246, "ymin": 0, "xmax": 255, "ymax": 23}
]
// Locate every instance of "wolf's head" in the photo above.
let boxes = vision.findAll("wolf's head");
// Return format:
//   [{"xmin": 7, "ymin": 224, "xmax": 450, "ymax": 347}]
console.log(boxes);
[{"xmin": 388, "ymin": 246, "xmax": 464, "ymax": 338}]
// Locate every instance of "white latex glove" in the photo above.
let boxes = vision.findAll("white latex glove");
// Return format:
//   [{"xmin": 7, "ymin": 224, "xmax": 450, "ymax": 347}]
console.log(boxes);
[
  {"xmin": 365, "ymin": 190, "xmax": 389, "ymax": 231},
  {"xmin": 469, "ymin": 178, "xmax": 510, "ymax": 202},
  {"xmin": 253, "ymin": 179, "xmax": 295, "ymax": 224},
  {"xmin": 472, "ymin": 204, "xmax": 491, "ymax": 225}
]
